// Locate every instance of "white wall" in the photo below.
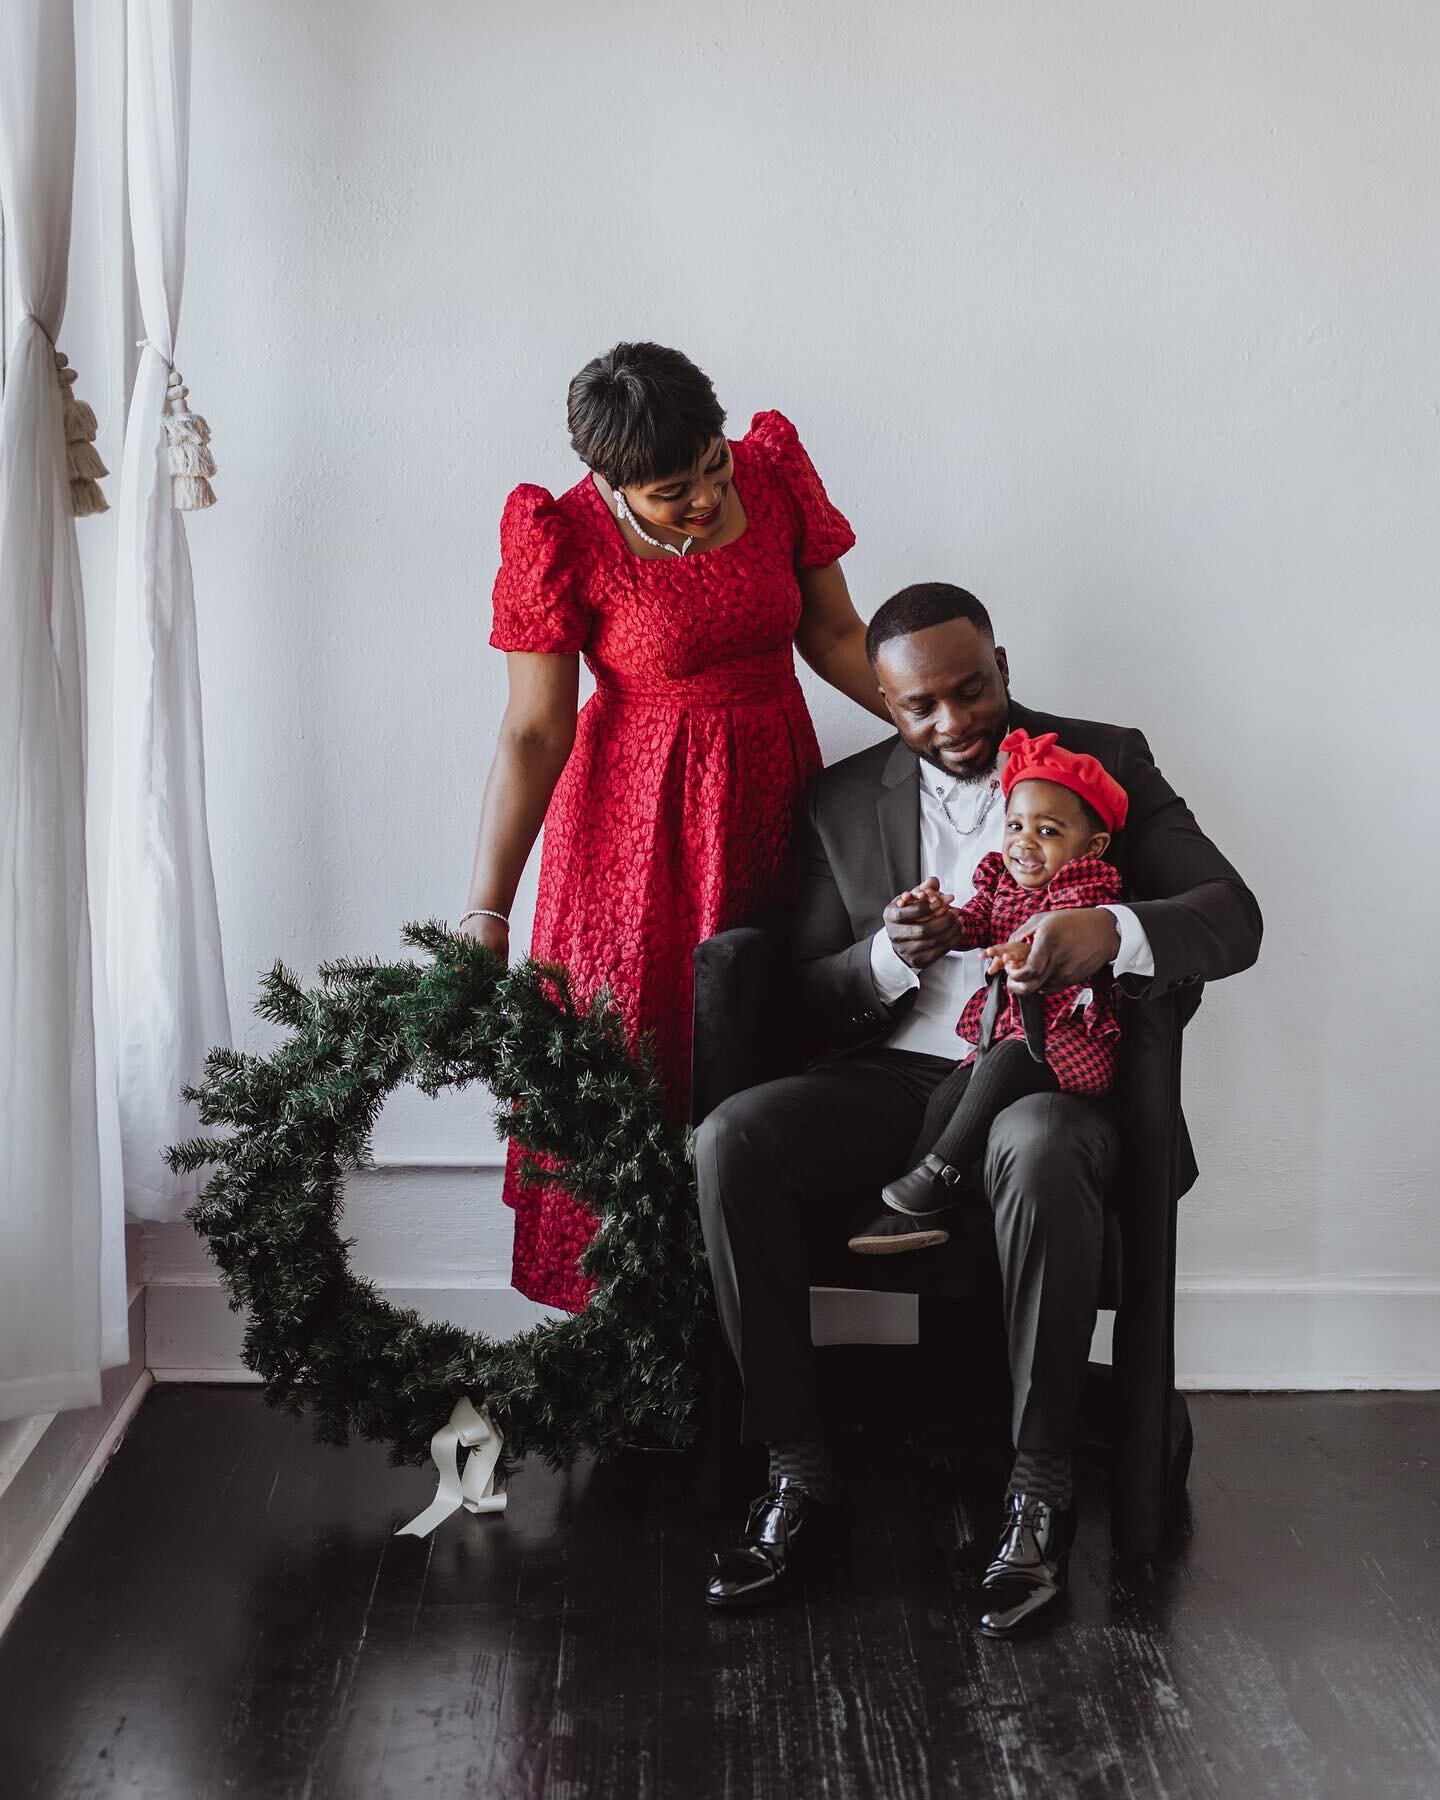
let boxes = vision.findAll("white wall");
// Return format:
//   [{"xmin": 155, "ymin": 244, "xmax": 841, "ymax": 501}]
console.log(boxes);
[{"xmin": 102, "ymin": 1, "xmax": 1439, "ymax": 1379}]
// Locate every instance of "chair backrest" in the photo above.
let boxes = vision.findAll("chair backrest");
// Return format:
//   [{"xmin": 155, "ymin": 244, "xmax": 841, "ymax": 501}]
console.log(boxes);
[
  {"xmin": 690, "ymin": 918, "xmax": 796, "ymax": 1128},
  {"xmin": 1113, "ymin": 986, "xmax": 1199, "ymax": 1224}
]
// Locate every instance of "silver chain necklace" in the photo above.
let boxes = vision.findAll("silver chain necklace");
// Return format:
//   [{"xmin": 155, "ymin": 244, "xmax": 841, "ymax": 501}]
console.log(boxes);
[
  {"xmin": 615, "ymin": 489, "xmax": 693, "ymax": 557},
  {"xmin": 936, "ymin": 773, "xmax": 1001, "ymax": 837}
]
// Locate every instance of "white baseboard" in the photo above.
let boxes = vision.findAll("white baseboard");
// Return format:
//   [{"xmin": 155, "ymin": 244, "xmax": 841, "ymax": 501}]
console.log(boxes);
[
  {"xmin": 0, "ymin": 1288, "xmax": 151, "ymax": 1640},
  {"xmin": 144, "ymin": 1279, "xmax": 569, "ymax": 1379},
  {"xmin": 144, "ymin": 1275, "xmax": 1440, "ymax": 1389},
  {"xmin": 150, "ymin": 1367, "xmax": 263, "ymax": 1385},
  {"xmin": 1174, "ymin": 1279, "xmax": 1440, "ymax": 1389}
]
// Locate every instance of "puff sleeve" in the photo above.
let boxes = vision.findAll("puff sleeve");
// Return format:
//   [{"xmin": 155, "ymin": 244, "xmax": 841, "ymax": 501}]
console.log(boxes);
[
  {"xmin": 747, "ymin": 410, "xmax": 857, "ymax": 569},
  {"xmin": 489, "ymin": 485, "xmax": 592, "ymax": 654},
  {"xmin": 948, "ymin": 851, "xmax": 1008, "ymax": 949},
  {"xmin": 1040, "ymin": 856, "xmax": 1126, "ymax": 914}
]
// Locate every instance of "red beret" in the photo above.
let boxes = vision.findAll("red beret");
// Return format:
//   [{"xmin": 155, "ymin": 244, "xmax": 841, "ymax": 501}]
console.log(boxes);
[{"xmin": 999, "ymin": 729, "xmax": 1129, "ymax": 833}]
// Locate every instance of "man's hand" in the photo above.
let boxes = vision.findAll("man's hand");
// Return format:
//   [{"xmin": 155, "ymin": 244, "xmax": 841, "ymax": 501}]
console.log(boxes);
[
  {"xmin": 884, "ymin": 876, "xmax": 960, "ymax": 971},
  {"xmin": 985, "ymin": 907, "xmax": 1121, "ymax": 994}
]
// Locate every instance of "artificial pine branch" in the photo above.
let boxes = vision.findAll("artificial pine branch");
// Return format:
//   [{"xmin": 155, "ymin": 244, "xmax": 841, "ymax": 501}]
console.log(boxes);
[{"xmin": 170, "ymin": 927, "xmax": 713, "ymax": 1473}]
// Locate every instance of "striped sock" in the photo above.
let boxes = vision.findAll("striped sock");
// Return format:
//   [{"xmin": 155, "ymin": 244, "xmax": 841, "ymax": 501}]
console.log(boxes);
[
  {"xmin": 1007, "ymin": 1448, "xmax": 1073, "ymax": 1510},
  {"xmin": 767, "ymin": 1438, "xmax": 843, "ymax": 1506}
]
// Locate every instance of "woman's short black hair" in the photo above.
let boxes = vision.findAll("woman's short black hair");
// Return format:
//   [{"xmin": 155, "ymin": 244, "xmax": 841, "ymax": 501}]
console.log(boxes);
[
  {"xmin": 567, "ymin": 342, "xmax": 727, "ymax": 489},
  {"xmin": 865, "ymin": 582, "xmax": 994, "ymax": 664}
]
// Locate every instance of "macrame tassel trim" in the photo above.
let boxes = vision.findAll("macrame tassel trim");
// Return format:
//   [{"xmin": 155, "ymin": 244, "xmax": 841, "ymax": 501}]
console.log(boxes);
[
  {"xmin": 54, "ymin": 351, "xmax": 108, "ymax": 517},
  {"xmin": 71, "ymin": 477, "xmax": 110, "ymax": 518},
  {"xmin": 67, "ymin": 439, "xmax": 107, "ymax": 481},
  {"xmin": 162, "ymin": 366, "xmax": 217, "ymax": 510},
  {"xmin": 167, "ymin": 440, "xmax": 217, "ymax": 479},
  {"xmin": 164, "ymin": 409, "xmax": 210, "ymax": 446},
  {"xmin": 171, "ymin": 474, "xmax": 216, "ymax": 510},
  {"xmin": 64, "ymin": 398, "xmax": 98, "ymax": 442}
]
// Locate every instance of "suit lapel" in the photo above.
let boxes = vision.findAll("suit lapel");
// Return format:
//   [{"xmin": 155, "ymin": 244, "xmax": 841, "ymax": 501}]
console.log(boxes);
[{"xmin": 877, "ymin": 738, "xmax": 920, "ymax": 897}]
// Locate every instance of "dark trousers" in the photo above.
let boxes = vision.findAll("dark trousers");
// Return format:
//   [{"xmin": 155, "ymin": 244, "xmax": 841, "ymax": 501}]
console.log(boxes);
[
  {"xmin": 693, "ymin": 1047, "xmax": 1118, "ymax": 1459},
  {"xmin": 921, "ymin": 1038, "xmax": 1061, "ymax": 1192}
]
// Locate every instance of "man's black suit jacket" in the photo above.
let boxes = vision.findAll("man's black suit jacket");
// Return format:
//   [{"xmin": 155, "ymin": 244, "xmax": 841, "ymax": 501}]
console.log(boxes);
[{"xmin": 790, "ymin": 698, "xmax": 1262, "ymax": 1190}]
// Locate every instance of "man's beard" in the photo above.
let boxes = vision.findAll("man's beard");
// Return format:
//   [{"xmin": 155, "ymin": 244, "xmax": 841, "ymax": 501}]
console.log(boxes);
[{"xmin": 920, "ymin": 739, "xmax": 1000, "ymax": 785}]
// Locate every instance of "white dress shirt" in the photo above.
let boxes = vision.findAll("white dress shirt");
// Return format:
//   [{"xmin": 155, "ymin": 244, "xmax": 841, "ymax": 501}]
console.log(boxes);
[{"xmin": 869, "ymin": 758, "xmax": 1155, "ymax": 1059}]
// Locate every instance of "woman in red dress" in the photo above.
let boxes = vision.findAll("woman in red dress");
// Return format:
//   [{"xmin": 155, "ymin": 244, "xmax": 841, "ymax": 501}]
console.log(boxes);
[{"xmin": 461, "ymin": 343, "xmax": 887, "ymax": 1312}]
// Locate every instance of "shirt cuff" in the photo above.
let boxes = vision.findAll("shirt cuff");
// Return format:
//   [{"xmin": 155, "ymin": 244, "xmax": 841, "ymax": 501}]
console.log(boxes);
[
  {"xmin": 869, "ymin": 926, "xmax": 920, "ymax": 1003},
  {"xmin": 1100, "ymin": 903, "xmax": 1155, "ymax": 980}
]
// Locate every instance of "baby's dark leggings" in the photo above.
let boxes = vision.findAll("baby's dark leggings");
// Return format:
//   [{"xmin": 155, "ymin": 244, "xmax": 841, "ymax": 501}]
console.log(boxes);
[{"xmin": 912, "ymin": 1037, "xmax": 1060, "ymax": 1182}]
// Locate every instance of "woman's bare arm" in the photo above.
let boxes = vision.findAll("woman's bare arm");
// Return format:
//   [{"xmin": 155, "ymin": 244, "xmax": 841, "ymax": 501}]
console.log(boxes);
[
  {"xmin": 794, "ymin": 561, "xmax": 889, "ymax": 722},
  {"xmin": 460, "ymin": 651, "xmax": 580, "ymax": 954}
]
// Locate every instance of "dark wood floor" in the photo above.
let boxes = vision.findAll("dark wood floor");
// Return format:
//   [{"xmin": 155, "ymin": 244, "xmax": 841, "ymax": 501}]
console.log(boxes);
[{"xmin": 2, "ymin": 1379, "xmax": 1438, "ymax": 1800}]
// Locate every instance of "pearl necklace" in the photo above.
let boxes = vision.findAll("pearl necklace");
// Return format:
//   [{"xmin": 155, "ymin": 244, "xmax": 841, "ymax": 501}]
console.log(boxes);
[
  {"xmin": 615, "ymin": 489, "xmax": 694, "ymax": 557},
  {"xmin": 936, "ymin": 772, "xmax": 1001, "ymax": 837}
]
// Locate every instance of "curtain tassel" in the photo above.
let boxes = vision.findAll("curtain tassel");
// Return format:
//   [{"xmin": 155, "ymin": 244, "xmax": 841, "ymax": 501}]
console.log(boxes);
[
  {"xmin": 55, "ymin": 352, "xmax": 109, "ymax": 516},
  {"xmin": 162, "ymin": 367, "xmax": 217, "ymax": 510}
]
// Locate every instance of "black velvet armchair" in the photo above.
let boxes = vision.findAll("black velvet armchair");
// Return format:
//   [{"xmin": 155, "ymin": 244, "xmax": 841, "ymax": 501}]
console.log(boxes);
[{"xmin": 689, "ymin": 916, "xmax": 1198, "ymax": 1556}]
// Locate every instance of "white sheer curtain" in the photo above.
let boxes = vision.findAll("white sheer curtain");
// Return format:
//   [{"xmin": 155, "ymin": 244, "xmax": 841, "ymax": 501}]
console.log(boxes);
[
  {"xmin": 107, "ymin": 0, "xmax": 231, "ymax": 1221},
  {"xmin": 0, "ymin": 0, "xmax": 126, "ymax": 1419}
]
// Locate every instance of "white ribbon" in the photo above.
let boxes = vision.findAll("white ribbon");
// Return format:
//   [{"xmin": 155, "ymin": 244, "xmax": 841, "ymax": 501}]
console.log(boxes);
[{"xmin": 395, "ymin": 1395, "xmax": 509, "ymax": 1538}]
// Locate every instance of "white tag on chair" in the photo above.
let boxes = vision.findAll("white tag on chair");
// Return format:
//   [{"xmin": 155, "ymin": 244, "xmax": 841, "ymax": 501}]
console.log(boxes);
[{"xmin": 395, "ymin": 1395, "xmax": 509, "ymax": 1538}]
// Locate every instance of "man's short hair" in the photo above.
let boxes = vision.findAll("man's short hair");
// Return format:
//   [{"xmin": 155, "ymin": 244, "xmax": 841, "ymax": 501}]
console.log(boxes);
[{"xmin": 865, "ymin": 583, "xmax": 994, "ymax": 664}]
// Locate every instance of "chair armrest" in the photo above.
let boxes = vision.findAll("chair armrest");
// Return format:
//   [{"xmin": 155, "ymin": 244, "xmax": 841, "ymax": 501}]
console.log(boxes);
[
  {"xmin": 691, "ymin": 916, "xmax": 794, "ymax": 1126},
  {"xmin": 1110, "ymin": 984, "xmax": 1193, "ymax": 1547},
  {"xmin": 1114, "ymin": 986, "xmax": 1196, "ymax": 1215}
]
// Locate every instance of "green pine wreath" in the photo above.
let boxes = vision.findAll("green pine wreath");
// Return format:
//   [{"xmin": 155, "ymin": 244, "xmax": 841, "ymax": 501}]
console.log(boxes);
[{"xmin": 165, "ymin": 923, "xmax": 714, "ymax": 1472}]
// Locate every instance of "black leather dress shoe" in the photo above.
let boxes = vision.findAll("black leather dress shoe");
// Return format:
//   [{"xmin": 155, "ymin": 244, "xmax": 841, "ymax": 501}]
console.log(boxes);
[
  {"xmin": 705, "ymin": 1478, "xmax": 849, "ymax": 1609},
  {"xmin": 978, "ymin": 1492, "xmax": 1077, "ymax": 1639},
  {"xmin": 880, "ymin": 1154, "xmax": 967, "ymax": 1218}
]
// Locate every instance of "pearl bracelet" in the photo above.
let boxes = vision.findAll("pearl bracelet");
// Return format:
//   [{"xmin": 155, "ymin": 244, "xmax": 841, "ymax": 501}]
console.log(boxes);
[{"xmin": 459, "ymin": 908, "xmax": 509, "ymax": 928}]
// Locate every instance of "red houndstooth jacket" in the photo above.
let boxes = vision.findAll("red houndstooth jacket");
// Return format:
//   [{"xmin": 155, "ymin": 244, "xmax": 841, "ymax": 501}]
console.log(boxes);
[{"xmin": 950, "ymin": 852, "xmax": 1126, "ymax": 1096}]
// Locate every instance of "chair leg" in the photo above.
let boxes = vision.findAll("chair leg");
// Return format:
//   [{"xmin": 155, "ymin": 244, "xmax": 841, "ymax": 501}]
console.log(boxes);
[
  {"xmin": 1110, "ymin": 1344, "xmax": 1190, "ymax": 1554},
  {"xmin": 1168, "ymin": 1390, "xmax": 1194, "ymax": 1501}
]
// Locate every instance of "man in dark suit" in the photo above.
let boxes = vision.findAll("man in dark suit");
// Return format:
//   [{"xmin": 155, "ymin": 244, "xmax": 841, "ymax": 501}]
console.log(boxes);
[{"xmin": 695, "ymin": 582, "xmax": 1261, "ymax": 1637}]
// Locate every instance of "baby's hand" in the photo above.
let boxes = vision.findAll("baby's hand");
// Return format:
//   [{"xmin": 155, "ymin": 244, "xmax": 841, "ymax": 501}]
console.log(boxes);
[
  {"xmin": 985, "ymin": 938, "xmax": 1033, "ymax": 977},
  {"xmin": 884, "ymin": 876, "xmax": 960, "ymax": 971},
  {"xmin": 891, "ymin": 876, "xmax": 953, "ymax": 916}
]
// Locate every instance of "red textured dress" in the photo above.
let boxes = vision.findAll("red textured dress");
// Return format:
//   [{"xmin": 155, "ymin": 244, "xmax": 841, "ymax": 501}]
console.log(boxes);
[{"xmin": 489, "ymin": 411, "xmax": 855, "ymax": 1311}]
